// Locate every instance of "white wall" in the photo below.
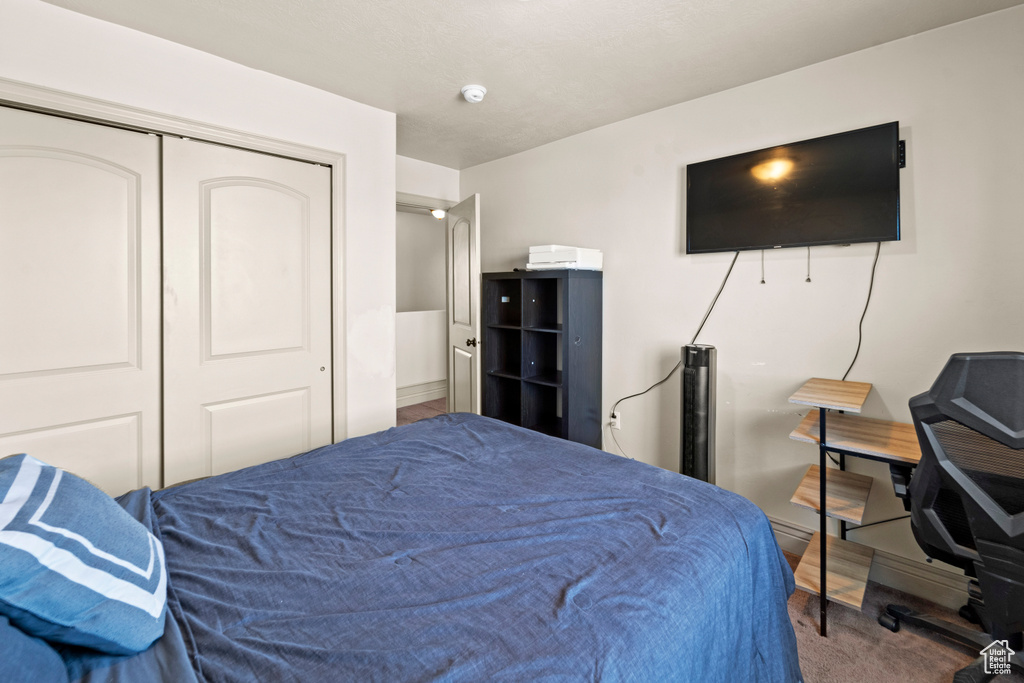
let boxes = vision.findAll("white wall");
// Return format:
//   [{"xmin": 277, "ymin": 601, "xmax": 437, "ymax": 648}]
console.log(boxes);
[
  {"xmin": 396, "ymin": 211, "xmax": 446, "ymax": 312},
  {"xmin": 0, "ymin": 0, "xmax": 398, "ymax": 438},
  {"xmin": 397, "ymin": 155, "xmax": 460, "ymax": 203},
  {"xmin": 396, "ymin": 310, "xmax": 447, "ymax": 389},
  {"xmin": 461, "ymin": 6, "xmax": 1024, "ymax": 568}
]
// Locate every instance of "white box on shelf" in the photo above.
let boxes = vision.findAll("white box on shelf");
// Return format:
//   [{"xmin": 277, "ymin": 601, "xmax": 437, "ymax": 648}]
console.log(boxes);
[
  {"xmin": 526, "ymin": 263, "xmax": 597, "ymax": 271},
  {"xmin": 527, "ymin": 245, "xmax": 602, "ymax": 270},
  {"xmin": 526, "ymin": 260, "xmax": 602, "ymax": 271},
  {"xmin": 529, "ymin": 244, "xmax": 575, "ymax": 253}
]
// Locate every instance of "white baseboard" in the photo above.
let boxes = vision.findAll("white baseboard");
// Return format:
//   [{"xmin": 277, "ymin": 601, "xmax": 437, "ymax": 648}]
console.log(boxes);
[
  {"xmin": 397, "ymin": 380, "xmax": 446, "ymax": 408},
  {"xmin": 770, "ymin": 516, "xmax": 818, "ymax": 556},
  {"xmin": 768, "ymin": 516, "xmax": 970, "ymax": 610}
]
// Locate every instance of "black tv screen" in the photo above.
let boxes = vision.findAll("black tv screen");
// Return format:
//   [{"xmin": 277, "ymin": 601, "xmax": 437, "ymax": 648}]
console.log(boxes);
[{"xmin": 686, "ymin": 122, "xmax": 900, "ymax": 254}]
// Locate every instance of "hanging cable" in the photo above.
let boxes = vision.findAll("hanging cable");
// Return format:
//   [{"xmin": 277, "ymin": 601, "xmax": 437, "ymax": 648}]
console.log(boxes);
[
  {"xmin": 689, "ymin": 250, "xmax": 740, "ymax": 346},
  {"xmin": 607, "ymin": 251, "xmax": 740, "ymax": 456},
  {"xmin": 760, "ymin": 249, "xmax": 766, "ymax": 284},
  {"xmin": 805, "ymin": 246, "xmax": 812, "ymax": 283},
  {"xmin": 841, "ymin": 242, "xmax": 882, "ymax": 381}
]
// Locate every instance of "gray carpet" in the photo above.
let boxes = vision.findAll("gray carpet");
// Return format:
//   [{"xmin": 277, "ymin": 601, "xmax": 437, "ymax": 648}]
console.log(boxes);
[{"xmin": 787, "ymin": 558, "xmax": 1024, "ymax": 682}]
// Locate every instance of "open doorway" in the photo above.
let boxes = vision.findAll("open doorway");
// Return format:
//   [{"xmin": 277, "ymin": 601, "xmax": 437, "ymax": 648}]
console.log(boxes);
[{"xmin": 396, "ymin": 195, "xmax": 451, "ymax": 426}]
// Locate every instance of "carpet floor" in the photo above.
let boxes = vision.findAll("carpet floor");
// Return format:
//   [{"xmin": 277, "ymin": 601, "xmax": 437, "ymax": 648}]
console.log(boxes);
[{"xmin": 785, "ymin": 552, "xmax": 1024, "ymax": 682}]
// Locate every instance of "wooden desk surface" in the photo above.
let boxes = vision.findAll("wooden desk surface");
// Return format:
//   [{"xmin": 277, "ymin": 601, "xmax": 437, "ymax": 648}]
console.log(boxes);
[
  {"xmin": 789, "ymin": 378, "xmax": 872, "ymax": 413},
  {"xmin": 790, "ymin": 411, "xmax": 922, "ymax": 465}
]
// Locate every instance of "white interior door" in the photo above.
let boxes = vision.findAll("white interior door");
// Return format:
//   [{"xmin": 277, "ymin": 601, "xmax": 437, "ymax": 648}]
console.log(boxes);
[
  {"xmin": 163, "ymin": 137, "xmax": 333, "ymax": 485},
  {"xmin": 446, "ymin": 195, "xmax": 481, "ymax": 414},
  {"xmin": 0, "ymin": 107, "xmax": 161, "ymax": 495}
]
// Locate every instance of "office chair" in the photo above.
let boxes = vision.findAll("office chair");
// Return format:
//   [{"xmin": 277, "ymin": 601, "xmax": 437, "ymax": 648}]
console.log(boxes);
[{"xmin": 878, "ymin": 352, "xmax": 1024, "ymax": 682}]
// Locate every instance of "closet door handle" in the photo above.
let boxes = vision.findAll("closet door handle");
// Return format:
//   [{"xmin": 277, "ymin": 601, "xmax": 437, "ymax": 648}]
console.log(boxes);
[{"xmin": 466, "ymin": 338, "xmax": 478, "ymax": 347}]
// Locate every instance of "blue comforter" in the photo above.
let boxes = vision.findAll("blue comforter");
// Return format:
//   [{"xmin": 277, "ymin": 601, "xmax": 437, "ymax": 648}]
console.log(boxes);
[{"xmin": 68, "ymin": 414, "xmax": 801, "ymax": 681}]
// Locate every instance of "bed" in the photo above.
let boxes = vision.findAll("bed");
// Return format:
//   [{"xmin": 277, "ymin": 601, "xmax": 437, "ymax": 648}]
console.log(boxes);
[{"xmin": 2, "ymin": 413, "xmax": 802, "ymax": 682}]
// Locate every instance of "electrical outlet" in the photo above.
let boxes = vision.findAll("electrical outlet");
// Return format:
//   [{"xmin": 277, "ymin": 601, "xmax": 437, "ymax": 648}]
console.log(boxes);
[{"xmin": 610, "ymin": 411, "xmax": 621, "ymax": 430}]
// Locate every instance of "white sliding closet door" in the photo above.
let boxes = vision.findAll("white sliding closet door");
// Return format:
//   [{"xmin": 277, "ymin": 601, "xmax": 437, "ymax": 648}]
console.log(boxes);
[
  {"xmin": 0, "ymin": 107, "xmax": 162, "ymax": 495},
  {"xmin": 162, "ymin": 138, "xmax": 332, "ymax": 485}
]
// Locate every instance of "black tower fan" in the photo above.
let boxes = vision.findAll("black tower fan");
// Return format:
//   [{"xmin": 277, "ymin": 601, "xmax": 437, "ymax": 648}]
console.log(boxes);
[{"xmin": 681, "ymin": 344, "xmax": 716, "ymax": 483}]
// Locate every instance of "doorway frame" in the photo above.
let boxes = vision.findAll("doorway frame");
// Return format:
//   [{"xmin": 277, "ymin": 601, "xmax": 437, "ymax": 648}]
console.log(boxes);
[
  {"xmin": 395, "ymin": 191, "xmax": 455, "ymax": 413},
  {"xmin": 0, "ymin": 76, "xmax": 351, "ymax": 444}
]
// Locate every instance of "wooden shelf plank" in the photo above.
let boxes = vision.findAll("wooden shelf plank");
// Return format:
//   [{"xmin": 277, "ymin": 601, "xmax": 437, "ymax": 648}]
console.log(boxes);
[
  {"xmin": 523, "ymin": 370, "xmax": 562, "ymax": 387},
  {"xmin": 794, "ymin": 532, "xmax": 874, "ymax": 610},
  {"xmin": 789, "ymin": 378, "xmax": 872, "ymax": 413},
  {"xmin": 487, "ymin": 370, "xmax": 522, "ymax": 381},
  {"xmin": 790, "ymin": 411, "xmax": 922, "ymax": 465},
  {"xmin": 790, "ymin": 464, "xmax": 873, "ymax": 525},
  {"xmin": 523, "ymin": 324, "xmax": 563, "ymax": 333}
]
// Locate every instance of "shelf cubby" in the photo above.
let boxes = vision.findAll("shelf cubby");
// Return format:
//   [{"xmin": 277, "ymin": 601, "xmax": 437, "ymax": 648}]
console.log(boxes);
[
  {"xmin": 523, "ymin": 277, "xmax": 561, "ymax": 330},
  {"xmin": 484, "ymin": 375, "xmax": 522, "ymax": 426},
  {"xmin": 482, "ymin": 270, "xmax": 602, "ymax": 448},
  {"xmin": 484, "ymin": 327, "xmax": 522, "ymax": 377},
  {"xmin": 485, "ymin": 278, "xmax": 522, "ymax": 327},
  {"xmin": 523, "ymin": 382, "xmax": 562, "ymax": 437},
  {"xmin": 523, "ymin": 330, "xmax": 561, "ymax": 382}
]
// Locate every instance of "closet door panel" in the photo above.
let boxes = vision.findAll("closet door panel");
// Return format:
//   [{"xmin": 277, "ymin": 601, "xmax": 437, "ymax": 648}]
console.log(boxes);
[
  {"xmin": 163, "ymin": 138, "xmax": 332, "ymax": 485},
  {"xmin": 0, "ymin": 415, "xmax": 142, "ymax": 498},
  {"xmin": 0, "ymin": 107, "xmax": 161, "ymax": 494},
  {"xmin": 207, "ymin": 182, "xmax": 307, "ymax": 357},
  {"xmin": 203, "ymin": 388, "xmax": 310, "ymax": 476},
  {"xmin": 1, "ymin": 154, "xmax": 134, "ymax": 373}
]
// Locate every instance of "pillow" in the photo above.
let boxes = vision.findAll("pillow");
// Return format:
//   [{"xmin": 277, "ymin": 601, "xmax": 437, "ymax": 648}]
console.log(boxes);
[
  {"xmin": 0, "ymin": 454, "xmax": 166, "ymax": 655},
  {"xmin": 0, "ymin": 613, "xmax": 70, "ymax": 683}
]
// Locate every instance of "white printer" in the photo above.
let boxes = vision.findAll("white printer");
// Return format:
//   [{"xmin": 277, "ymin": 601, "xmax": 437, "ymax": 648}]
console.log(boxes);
[{"xmin": 526, "ymin": 244, "xmax": 603, "ymax": 271}]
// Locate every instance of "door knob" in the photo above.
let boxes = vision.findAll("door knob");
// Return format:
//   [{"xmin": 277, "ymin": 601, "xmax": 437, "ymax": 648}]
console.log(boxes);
[{"xmin": 466, "ymin": 338, "xmax": 478, "ymax": 347}]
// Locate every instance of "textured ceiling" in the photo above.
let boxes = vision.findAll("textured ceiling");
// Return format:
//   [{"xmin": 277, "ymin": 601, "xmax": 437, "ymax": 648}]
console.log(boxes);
[{"xmin": 39, "ymin": 0, "xmax": 1024, "ymax": 169}]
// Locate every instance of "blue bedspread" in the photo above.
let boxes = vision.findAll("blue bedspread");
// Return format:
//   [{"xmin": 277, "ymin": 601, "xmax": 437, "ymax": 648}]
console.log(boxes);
[{"xmin": 68, "ymin": 414, "xmax": 801, "ymax": 682}]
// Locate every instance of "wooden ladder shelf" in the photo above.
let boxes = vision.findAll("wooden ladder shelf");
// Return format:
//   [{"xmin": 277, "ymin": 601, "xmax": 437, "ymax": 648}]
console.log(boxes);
[{"xmin": 787, "ymin": 377, "xmax": 921, "ymax": 636}]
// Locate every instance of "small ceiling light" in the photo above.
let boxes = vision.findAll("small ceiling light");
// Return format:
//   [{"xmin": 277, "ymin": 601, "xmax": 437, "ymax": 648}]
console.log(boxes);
[
  {"xmin": 461, "ymin": 85, "xmax": 487, "ymax": 103},
  {"xmin": 430, "ymin": 209, "xmax": 446, "ymax": 220}
]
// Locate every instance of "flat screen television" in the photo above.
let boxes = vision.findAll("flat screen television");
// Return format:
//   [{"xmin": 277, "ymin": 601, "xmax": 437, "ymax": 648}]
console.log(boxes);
[{"xmin": 686, "ymin": 122, "xmax": 901, "ymax": 254}]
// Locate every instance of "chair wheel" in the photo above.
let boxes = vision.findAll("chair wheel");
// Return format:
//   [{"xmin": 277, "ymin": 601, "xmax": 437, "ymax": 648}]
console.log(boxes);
[
  {"xmin": 878, "ymin": 612, "xmax": 900, "ymax": 632},
  {"xmin": 958, "ymin": 604, "xmax": 980, "ymax": 624}
]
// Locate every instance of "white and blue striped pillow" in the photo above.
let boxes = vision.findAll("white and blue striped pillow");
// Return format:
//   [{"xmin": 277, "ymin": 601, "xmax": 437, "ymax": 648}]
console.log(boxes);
[{"xmin": 0, "ymin": 454, "xmax": 166, "ymax": 654}]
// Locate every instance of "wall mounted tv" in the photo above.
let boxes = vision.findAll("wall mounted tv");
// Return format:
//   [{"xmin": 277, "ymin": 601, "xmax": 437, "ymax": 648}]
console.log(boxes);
[{"xmin": 686, "ymin": 122, "xmax": 901, "ymax": 254}]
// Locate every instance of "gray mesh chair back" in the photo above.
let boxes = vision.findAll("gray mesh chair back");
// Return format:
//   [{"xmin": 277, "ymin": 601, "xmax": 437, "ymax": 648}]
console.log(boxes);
[{"xmin": 908, "ymin": 351, "xmax": 1024, "ymax": 642}]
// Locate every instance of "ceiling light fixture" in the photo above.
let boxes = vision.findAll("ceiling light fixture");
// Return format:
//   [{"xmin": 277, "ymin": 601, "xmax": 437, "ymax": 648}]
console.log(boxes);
[
  {"xmin": 430, "ymin": 209, "xmax": 446, "ymax": 220},
  {"xmin": 461, "ymin": 85, "xmax": 487, "ymax": 103}
]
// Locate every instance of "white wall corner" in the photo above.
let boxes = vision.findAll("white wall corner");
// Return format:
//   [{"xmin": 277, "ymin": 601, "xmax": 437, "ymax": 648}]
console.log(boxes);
[{"xmin": 396, "ymin": 155, "xmax": 460, "ymax": 202}]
